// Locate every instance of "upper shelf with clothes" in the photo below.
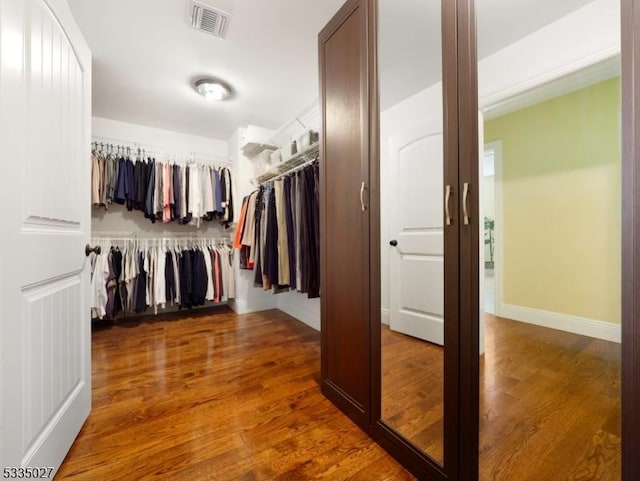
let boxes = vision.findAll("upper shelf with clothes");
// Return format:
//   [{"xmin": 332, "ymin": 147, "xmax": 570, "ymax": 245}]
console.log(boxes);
[
  {"xmin": 245, "ymin": 101, "xmax": 321, "ymax": 185},
  {"xmin": 91, "ymin": 138, "xmax": 235, "ymax": 229},
  {"xmin": 252, "ymin": 141, "xmax": 320, "ymax": 186}
]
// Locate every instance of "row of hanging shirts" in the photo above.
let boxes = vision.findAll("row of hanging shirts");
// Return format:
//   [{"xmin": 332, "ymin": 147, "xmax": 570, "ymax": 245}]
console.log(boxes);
[
  {"xmin": 233, "ymin": 156, "xmax": 320, "ymax": 298},
  {"xmin": 91, "ymin": 141, "xmax": 235, "ymax": 229},
  {"xmin": 89, "ymin": 236, "xmax": 236, "ymax": 320}
]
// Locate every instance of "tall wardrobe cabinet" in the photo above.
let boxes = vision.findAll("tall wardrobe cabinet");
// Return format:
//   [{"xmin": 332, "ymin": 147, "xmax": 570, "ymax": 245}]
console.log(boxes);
[
  {"xmin": 318, "ymin": 0, "xmax": 374, "ymax": 430},
  {"xmin": 319, "ymin": 0, "xmax": 480, "ymax": 479}
]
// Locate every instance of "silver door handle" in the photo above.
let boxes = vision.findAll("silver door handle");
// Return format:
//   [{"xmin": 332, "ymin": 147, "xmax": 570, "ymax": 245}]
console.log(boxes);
[
  {"xmin": 360, "ymin": 182, "xmax": 367, "ymax": 212},
  {"xmin": 463, "ymin": 182, "xmax": 470, "ymax": 225},
  {"xmin": 445, "ymin": 185, "xmax": 452, "ymax": 226}
]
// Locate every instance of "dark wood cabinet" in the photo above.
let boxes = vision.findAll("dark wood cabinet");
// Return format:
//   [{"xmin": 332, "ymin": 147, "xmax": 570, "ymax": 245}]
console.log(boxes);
[
  {"xmin": 318, "ymin": 0, "xmax": 467, "ymax": 477},
  {"xmin": 319, "ymin": 0, "xmax": 478, "ymax": 478},
  {"xmin": 318, "ymin": 0, "xmax": 373, "ymax": 429},
  {"xmin": 319, "ymin": 1, "xmax": 640, "ymax": 480}
]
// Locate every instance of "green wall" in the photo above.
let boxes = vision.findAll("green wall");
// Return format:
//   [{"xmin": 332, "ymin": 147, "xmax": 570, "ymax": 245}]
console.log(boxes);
[{"xmin": 484, "ymin": 77, "xmax": 621, "ymax": 324}]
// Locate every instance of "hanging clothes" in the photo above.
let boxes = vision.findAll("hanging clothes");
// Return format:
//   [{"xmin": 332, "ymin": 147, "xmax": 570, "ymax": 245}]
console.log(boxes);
[
  {"xmin": 264, "ymin": 183, "xmax": 278, "ymax": 289},
  {"xmin": 232, "ymin": 158, "xmax": 320, "ymax": 298},
  {"xmin": 252, "ymin": 187, "xmax": 265, "ymax": 286},
  {"xmin": 191, "ymin": 249, "xmax": 208, "ymax": 306},
  {"xmin": 284, "ymin": 176, "xmax": 296, "ymax": 290},
  {"xmin": 91, "ymin": 144, "xmax": 234, "ymax": 228},
  {"xmin": 89, "ymin": 238, "xmax": 236, "ymax": 320},
  {"xmin": 242, "ymin": 191, "xmax": 258, "ymax": 254},
  {"xmin": 233, "ymin": 195, "xmax": 250, "ymax": 249},
  {"xmin": 89, "ymin": 251, "xmax": 109, "ymax": 319},
  {"xmin": 91, "ymin": 153, "xmax": 104, "ymax": 207},
  {"xmin": 274, "ymin": 179, "xmax": 290, "ymax": 286}
]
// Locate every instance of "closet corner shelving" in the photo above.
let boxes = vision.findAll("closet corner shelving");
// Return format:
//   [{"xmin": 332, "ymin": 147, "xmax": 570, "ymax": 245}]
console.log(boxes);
[
  {"xmin": 241, "ymin": 142, "xmax": 278, "ymax": 158},
  {"xmin": 252, "ymin": 141, "xmax": 320, "ymax": 185}
]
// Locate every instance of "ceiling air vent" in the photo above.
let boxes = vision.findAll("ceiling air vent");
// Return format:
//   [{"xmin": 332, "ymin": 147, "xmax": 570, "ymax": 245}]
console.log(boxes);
[{"xmin": 188, "ymin": 1, "xmax": 231, "ymax": 39}]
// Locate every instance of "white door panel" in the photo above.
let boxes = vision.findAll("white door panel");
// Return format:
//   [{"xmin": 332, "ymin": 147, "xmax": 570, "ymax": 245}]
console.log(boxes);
[
  {"xmin": 389, "ymin": 121, "xmax": 444, "ymax": 345},
  {"xmin": 393, "ymin": 313, "xmax": 445, "ymax": 346},
  {"xmin": 400, "ymin": 258, "xmax": 444, "ymax": 317},
  {"xmin": 396, "ymin": 232, "xmax": 443, "ymax": 256},
  {"xmin": 1, "ymin": 0, "xmax": 91, "ymax": 474},
  {"xmin": 400, "ymin": 135, "xmax": 443, "ymax": 231},
  {"xmin": 399, "ymin": 136, "xmax": 444, "ymax": 230}
]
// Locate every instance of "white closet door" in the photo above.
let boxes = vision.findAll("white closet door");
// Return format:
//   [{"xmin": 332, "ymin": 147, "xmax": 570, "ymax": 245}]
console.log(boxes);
[
  {"xmin": 389, "ymin": 121, "xmax": 445, "ymax": 345},
  {"xmin": 0, "ymin": 0, "xmax": 92, "ymax": 474}
]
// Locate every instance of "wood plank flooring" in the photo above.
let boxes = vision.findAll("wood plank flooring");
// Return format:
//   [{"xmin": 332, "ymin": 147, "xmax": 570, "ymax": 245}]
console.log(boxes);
[
  {"xmin": 381, "ymin": 314, "xmax": 621, "ymax": 480},
  {"xmin": 57, "ymin": 308, "xmax": 414, "ymax": 481},
  {"xmin": 479, "ymin": 314, "xmax": 620, "ymax": 481},
  {"xmin": 381, "ymin": 326, "xmax": 444, "ymax": 463},
  {"xmin": 59, "ymin": 308, "xmax": 620, "ymax": 480}
]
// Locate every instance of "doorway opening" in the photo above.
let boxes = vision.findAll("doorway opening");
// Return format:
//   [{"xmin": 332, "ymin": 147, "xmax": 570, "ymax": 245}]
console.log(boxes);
[
  {"xmin": 482, "ymin": 143, "xmax": 499, "ymax": 315},
  {"xmin": 478, "ymin": 58, "xmax": 622, "ymax": 480}
]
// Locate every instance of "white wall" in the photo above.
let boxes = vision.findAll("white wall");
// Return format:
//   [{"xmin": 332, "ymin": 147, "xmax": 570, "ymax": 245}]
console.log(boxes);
[
  {"xmin": 277, "ymin": 293, "xmax": 321, "ymax": 331},
  {"xmin": 91, "ymin": 117, "xmax": 231, "ymax": 236},
  {"xmin": 226, "ymin": 127, "xmax": 278, "ymax": 315},
  {"xmin": 93, "ymin": 117, "xmax": 229, "ymax": 156},
  {"xmin": 478, "ymin": 0, "xmax": 619, "ymax": 109},
  {"xmin": 379, "ymin": 0, "xmax": 620, "ymax": 318},
  {"xmin": 228, "ymin": 124, "xmax": 321, "ymax": 331}
]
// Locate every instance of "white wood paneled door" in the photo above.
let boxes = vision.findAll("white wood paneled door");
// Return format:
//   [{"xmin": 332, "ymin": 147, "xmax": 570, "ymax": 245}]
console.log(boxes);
[
  {"xmin": 0, "ymin": 0, "xmax": 91, "ymax": 475},
  {"xmin": 389, "ymin": 121, "xmax": 445, "ymax": 345}
]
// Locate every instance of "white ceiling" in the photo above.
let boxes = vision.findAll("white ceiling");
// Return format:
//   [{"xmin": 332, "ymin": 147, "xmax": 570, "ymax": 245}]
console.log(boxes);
[
  {"xmin": 69, "ymin": 0, "xmax": 598, "ymax": 140},
  {"xmin": 379, "ymin": 0, "xmax": 598, "ymax": 109},
  {"xmin": 67, "ymin": 0, "xmax": 345, "ymax": 139}
]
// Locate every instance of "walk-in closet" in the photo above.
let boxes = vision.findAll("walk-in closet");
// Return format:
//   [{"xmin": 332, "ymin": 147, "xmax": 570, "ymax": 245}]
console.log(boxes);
[{"xmin": 1, "ymin": 0, "xmax": 640, "ymax": 480}]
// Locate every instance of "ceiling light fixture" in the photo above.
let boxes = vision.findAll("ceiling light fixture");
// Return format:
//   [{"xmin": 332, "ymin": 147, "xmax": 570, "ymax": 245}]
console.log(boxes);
[{"xmin": 194, "ymin": 78, "xmax": 233, "ymax": 101}]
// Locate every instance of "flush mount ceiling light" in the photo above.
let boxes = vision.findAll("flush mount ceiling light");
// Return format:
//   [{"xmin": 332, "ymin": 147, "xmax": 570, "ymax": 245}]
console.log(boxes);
[{"xmin": 194, "ymin": 78, "xmax": 233, "ymax": 101}]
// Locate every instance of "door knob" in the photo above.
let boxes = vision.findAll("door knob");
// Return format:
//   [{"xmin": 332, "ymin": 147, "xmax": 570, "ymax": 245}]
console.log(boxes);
[
  {"xmin": 389, "ymin": 240, "xmax": 398, "ymax": 247},
  {"xmin": 85, "ymin": 244, "xmax": 101, "ymax": 257}
]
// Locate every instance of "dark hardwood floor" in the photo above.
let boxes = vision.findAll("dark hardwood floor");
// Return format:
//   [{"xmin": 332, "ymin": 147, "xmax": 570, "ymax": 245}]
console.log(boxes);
[
  {"xmin": 59, "ymin": 308, "xmax": 620, "ymax": 480},
  {"xmin": 57, "ymin": 308, "xmax": 414, "ymax": 481},
  {"xmin": 479, "ymin": 314, "xmax": 620, "ymax": 481},
  {"xmin": 381, "ymin": 314, "xmax": 621, "ymax": 481},
  {"xmin": 381, "ymin": 326, "xmax": 444, "ymax": 463}
]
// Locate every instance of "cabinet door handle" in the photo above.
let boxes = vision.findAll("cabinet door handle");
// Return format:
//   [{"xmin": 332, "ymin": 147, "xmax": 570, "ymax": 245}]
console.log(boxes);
[
  {"xmin": 463, "ymin": 182, "xmax": 470, "ymax": 225},
  {"xmin": 445, "ymin": 185, "xmax": 452, "ymax": 226},
  {"xmin": 360, "ymin": 182, "xmax": 367, "ymax": 212}
]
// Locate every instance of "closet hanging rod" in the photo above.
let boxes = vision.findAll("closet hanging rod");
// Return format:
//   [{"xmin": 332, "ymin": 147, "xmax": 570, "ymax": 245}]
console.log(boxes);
[
  {"xmin": 91, "ymin": 237, "xmax": 232, "ymax": 245},
  {"xmin": 256, "ymin": 156, "xmax": 318, "ymax": 185},
  {"xmin": 253, "ymin": 141, "xmax": 319, "ymax": 185},
  {"xmin": 91, "ymin": 135, "xmax": 233, "ymax": 159},
  {"xmin": 90, "ymin": 230, "xmax": 136, "ymax": 237},
  {"xmin": 91, "ymin": 136, "xmax": 233, "ymax": 165},
  {"xmin": 91, "ymin": 235, "xmax": 231, "ymax": 241}
]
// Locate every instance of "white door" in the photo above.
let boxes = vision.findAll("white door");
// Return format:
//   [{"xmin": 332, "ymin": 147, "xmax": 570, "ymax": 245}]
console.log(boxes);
[
  {"xmin": 0, "ymin": 0, "xmax": 92, "ymax": 475},
  {"xmin": 389, "ymin": 121, "xmax": 444, "ymax": 345}
]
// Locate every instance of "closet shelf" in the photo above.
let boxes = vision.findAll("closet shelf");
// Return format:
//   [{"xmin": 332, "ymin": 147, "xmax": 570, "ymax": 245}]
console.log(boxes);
[
  {"xmin": 241, "ymin": 142, "xmax": 278, "ymax": 158},
  {"xmin": 253, "ymin": 141, "xmax": 320, "ymax": 185}
]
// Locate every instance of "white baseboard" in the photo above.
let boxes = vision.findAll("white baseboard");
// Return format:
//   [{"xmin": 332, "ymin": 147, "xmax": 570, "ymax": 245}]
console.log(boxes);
[
  {"xmin": 277, "ymin": 295, "xmax": 320, "ymax": 332},
  {"xmin": 498, "ymin": 303, "xmax": 621, "ymax": 343},
  {"xmin": 229, "ymin": 297, "xmax": 277, "ymax": 315},
  {"xmin": 381, "ymin": 308, "xmax": 390, "ymax": 326}
]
